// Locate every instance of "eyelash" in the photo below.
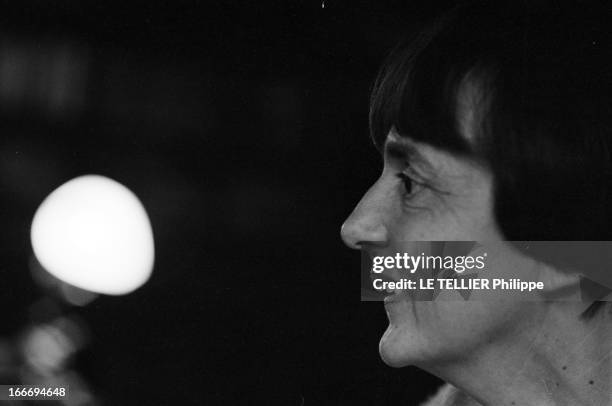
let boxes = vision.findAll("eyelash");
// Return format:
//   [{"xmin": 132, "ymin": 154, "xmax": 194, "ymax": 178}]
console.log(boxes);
[{"xmin": 396, "ymin": 172, "xmax": 424, "ymax": 199}]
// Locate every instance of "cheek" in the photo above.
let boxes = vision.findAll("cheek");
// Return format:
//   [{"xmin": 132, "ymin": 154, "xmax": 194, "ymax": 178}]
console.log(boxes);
[
  {"xmin": 389, "ymin": 210, "xmax": 482, "ymax": 242},
  {"xmin": 388, "ymin": 191, "xmax": 498, "ymax": 242}
]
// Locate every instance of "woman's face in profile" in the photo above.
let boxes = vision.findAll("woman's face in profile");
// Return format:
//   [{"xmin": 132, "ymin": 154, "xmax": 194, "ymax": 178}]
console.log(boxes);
[{"xmin": 341, "ymin": 128, "xmax": 537, "ymax": 368}]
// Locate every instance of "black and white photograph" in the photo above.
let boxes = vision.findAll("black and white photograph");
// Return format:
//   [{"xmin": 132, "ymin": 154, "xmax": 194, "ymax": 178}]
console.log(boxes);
[{"xmin": 1, "ymin": 1, "xmax": 611, "ymax": 405}]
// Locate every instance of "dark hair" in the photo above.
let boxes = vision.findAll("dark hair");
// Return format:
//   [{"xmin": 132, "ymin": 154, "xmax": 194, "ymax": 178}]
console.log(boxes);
[
  {"xmin": 370, "ymin": 1, "xmax": 612, "ymax": 241},
  {"xmin": 369, "ymin": 2, "xmax": 612, "ymax": 313}
]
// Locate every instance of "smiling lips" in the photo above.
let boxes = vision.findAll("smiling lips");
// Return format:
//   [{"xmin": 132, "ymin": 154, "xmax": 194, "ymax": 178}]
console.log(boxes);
[{"xmin": 370, "ymin": 273, "xmax": 408, "ymax": 301}]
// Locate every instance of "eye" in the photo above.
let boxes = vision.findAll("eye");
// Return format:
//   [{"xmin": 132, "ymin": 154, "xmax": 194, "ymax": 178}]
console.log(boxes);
[{"xmin": 396, "ymin": 172, "xmax": 423, "ymax": 199}]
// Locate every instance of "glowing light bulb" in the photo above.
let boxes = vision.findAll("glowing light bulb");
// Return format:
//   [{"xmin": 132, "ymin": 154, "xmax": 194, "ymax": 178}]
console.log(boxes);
[{"xmin": 31, "ymin": 175, "xmax": 155, "ymax": 295}]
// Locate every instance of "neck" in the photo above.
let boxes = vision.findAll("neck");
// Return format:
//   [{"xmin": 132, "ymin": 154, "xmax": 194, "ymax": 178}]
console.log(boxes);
[{"xmin": 423, "ymin": 302, "xmax": 612, "ymax": 406}]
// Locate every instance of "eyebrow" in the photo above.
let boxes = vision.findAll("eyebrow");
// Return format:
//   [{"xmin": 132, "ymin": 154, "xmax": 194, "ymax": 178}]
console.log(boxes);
[{"xmin": 384, "ymin": 138, "xmax": 436, "ymax": 173}]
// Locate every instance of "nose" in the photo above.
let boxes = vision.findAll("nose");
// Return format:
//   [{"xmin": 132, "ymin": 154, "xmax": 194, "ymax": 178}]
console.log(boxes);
[
  {"xmin": 341, "ymin": 219, "xmax": 388, "ymax": 250},
  {"xmin": 341, "ymin": 190, "xmax": 389, "ymax": 250}
]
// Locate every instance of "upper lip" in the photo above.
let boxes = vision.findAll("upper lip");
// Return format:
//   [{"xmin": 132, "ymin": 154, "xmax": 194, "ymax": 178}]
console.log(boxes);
[{"xmin": 363, "ymin": 249, "xmax": 403, "ymax": 298}]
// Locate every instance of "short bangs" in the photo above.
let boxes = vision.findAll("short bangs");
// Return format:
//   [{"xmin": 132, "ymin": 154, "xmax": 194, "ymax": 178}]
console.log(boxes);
[{"xmin": 369, "ymin": 4, "xmax": 501, "ymax": 156}]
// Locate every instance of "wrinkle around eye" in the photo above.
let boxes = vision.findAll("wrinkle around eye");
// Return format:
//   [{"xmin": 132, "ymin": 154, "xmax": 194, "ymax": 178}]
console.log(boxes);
[{"xmin": 396, "ymin": 180, "xmax": 434, "ymax": 213}]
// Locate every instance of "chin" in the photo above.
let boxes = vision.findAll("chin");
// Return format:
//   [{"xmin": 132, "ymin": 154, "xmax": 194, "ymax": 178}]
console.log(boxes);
[
  {"xmin": 378, "ymin": 323, "xmax": 421, "ymax": 368},
  {"xmin": 378, "ymin": 308, "xmax": 469, "ymax": 369}
]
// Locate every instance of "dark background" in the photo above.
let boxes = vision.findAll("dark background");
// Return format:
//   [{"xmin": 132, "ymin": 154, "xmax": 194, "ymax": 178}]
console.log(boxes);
[{"xmin": 0, "ymin": 1, "xmax": 458, "ymax": 404}]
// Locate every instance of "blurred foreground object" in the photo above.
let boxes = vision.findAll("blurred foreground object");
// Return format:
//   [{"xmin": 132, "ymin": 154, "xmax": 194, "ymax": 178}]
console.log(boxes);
[
  {"xmin": 19, "ymin": 313, "xmax": 98, "ymax": 405},
  {"xmin": 30, "ymin": 175, "xmax": 155, "ymax": 295}
]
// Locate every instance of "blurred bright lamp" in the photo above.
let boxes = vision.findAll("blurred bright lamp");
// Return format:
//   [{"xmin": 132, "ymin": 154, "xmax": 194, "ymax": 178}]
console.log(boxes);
[{"xmin": 31, "ymin": 175, "xmax": 155, "ymax": 295}]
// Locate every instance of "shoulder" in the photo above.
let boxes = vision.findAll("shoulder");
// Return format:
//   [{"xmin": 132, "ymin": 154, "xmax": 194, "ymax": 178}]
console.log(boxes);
[{"xmin": 420, "ymin": 384, "xmax": 481, "ymax": 406}]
